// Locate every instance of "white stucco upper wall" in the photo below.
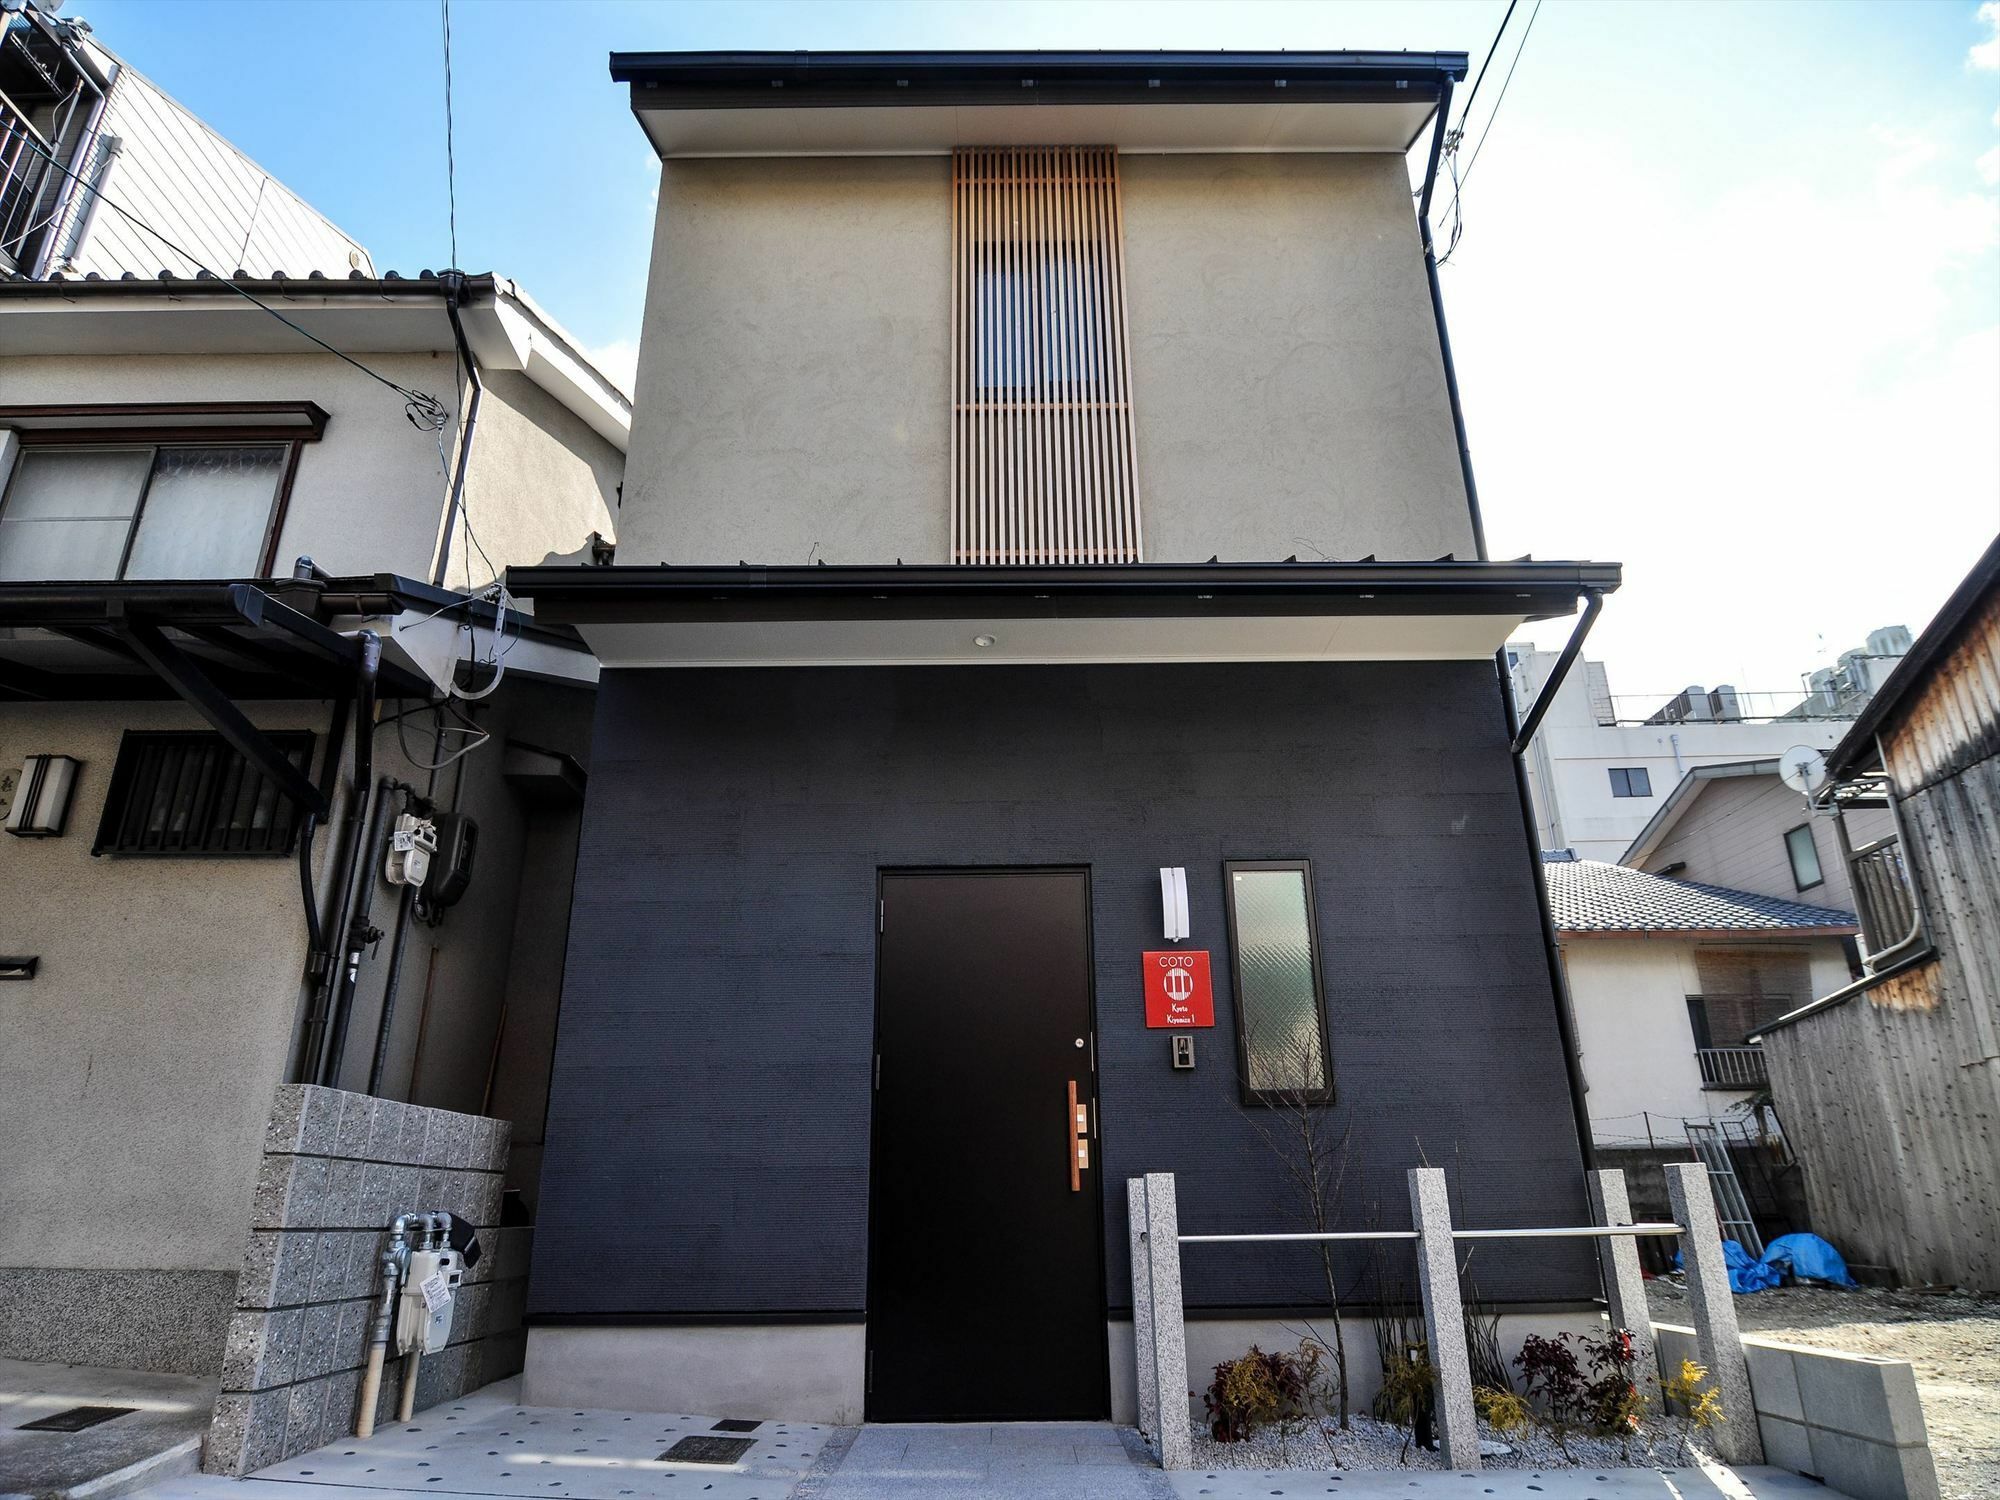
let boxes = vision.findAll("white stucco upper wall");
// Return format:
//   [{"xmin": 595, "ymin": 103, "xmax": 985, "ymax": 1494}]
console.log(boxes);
[
  {"xmin": 619, "ymin": 151, "xmax": 1474, "ymax": 566},
  {"xmin": 0, "ymin": 349, "xmax": 622, "ymax": 587}
]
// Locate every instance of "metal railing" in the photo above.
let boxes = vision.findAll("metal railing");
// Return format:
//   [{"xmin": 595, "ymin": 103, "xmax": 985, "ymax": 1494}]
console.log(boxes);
[
  {"xmin": 0, "ymin": 97, "xmax": 65, "ymax": 268},
  {"xmin": 1126, "ymin": 1165, "xmax": 1766, "ymax": 1474},
  {"xmin": 1851, "ymin": 835, "xmax": 1918, "ymax": 957},
  {"xmin": 1696, "ymin": 1044, "xmax": 1769, "ymax": 1089}
]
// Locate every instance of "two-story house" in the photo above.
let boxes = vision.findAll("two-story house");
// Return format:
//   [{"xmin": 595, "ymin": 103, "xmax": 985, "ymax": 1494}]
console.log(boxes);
[
  {"xmin": 0, "ymin": 269, "xmax": 628, "ymax": 1388},
  {"xmin": 509, "ymin": 49, "xmax": 1623, "ymax": 1430}
]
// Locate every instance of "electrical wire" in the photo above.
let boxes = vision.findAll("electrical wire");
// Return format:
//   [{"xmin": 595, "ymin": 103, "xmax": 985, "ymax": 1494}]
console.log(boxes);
[
  {"xmin": 1456, "ymin": 0, "xmax": 1543, "ymax": 196},
  {"xmin": 440, "ymin": 0, "xmax": 459, "ymax": 271},
  {"xmin": 394, "ymin": 698, "xmax": 491, "ymax": 772},
  {"xmin": 4, "ymin": 126, "xmax": 449, "ymax": 433},
  {"xmin": 1453, "ymin": 0, "xmax": 1519, "ymax": 143}
]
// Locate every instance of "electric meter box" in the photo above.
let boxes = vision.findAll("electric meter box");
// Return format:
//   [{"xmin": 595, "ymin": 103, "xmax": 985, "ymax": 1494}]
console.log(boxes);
[{"xmin": 394, "ymin": 1248, "xmax": 464, "ymax": 1355}]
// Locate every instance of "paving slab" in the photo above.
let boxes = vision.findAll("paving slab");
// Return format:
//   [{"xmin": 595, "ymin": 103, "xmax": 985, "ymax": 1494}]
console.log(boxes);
[
  {"xmin": 1161, "ymin": 1460, "xmax": 1854, "ymax": 1499},
  {"xmin": 804, "ymin": 1422, "xmax": 1172, "ymax": 1498},
  {"xmin": 0, "ymin": 1357, "xmax": 212, "ymax": 1500}
]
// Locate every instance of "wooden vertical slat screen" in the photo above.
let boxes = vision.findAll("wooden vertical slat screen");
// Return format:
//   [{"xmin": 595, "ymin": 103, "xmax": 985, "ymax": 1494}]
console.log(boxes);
[{"xmin": 951, "ymin": 146, "xmax": 1143, "ymax": 565}]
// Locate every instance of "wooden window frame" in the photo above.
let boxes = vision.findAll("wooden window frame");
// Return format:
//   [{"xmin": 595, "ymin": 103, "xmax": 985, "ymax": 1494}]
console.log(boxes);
[
  {"xmin": 950, "ymin": 147, "xmax": 1143, "ymax": 565},
  {"xmin": 1223, "ymin": 858, "xmax": 1335, "ymax": 1108},
  {"xmin": 0, "ymin": 403, "xmax": 325, "ymax": 578}
]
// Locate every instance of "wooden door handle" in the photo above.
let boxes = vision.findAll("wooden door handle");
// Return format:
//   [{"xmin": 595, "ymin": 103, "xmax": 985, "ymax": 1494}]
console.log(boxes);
[{"xmin": 1068, "ymin": 1080, "xmax": 1089, "ymax": 1190}]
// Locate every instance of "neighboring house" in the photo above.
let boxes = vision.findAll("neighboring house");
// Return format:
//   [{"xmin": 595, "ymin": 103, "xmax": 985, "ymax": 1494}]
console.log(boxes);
[
  {"xmin": 506, "ymin": 48, "xmax": 1622, "ymax": 1429},
  {"xmin": 1621, "ymin": 757, "xmax": 1894, "ymax": 919},
  {"xmin": 2, "ymin": 1, "xmax": 372, "ymax": 279},
  {"xmin": 1543, "ymin": 854, "xmax": 1858, "ymax": 1140},
  {"xmin": 0, "ymin": 270, "xmax": 629, "ymax": 1379},
  {"xmin": 1753, "ymin": 533, "xmax": 2000, "ymax": 1290},
  {"xmin": 1507, "ymin": 626, "xmax": 1909, "ymax": 861}
]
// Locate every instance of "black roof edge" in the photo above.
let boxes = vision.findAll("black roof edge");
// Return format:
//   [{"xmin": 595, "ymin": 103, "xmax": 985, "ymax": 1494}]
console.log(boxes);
[
  {"xmin": 611, "ymin": 48, "xmax": 1467, "ymax": 108},
  {"xmin": 0, "ymin": 273, "xmax": 501, "ymax": 299},
  {"xmin": 1828, "ymin": 531, "xmax": 2000, "ymax": 775},
  {"xmin": 507, "ymin": 558, "xmax": 1620, "ymax": 606}
]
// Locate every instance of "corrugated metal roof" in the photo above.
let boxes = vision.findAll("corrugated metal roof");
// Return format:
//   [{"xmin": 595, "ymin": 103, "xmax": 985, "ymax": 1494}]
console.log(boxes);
[{"xmin": 1541, "ymin": 852, "xmax": 1857, "ymax": 933}]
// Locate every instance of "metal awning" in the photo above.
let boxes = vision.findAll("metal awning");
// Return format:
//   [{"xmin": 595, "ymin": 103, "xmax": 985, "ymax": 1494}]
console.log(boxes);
[
  {"xmin": 505, "ymin": 558, "xmax": 1622, "ymax": 669},
  {"xmin": 0, "ymin": 574, "xmax": 595, "ymax": 702}
]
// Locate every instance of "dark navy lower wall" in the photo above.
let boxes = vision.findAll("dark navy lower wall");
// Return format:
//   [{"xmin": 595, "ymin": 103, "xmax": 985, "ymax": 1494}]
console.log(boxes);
[{"xmin": 529, "ymin": 661, "xmax": 1594, "ymax": 1320}]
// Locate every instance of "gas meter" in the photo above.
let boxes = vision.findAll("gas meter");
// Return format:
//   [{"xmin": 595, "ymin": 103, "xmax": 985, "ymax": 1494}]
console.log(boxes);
[
  {"xmin": 394, "ymin": 1246, "xmax": 463, "ymax": 1355},
  {"xmin": 385, "ymin": 814, "xmax": 438, "ymax": 888}
]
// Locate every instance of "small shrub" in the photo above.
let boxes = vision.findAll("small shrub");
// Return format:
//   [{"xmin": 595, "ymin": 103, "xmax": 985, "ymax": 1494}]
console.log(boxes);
[
  {"xmin": 1514, "ymin": 1332, "xmax": 1587, "ymax": 1452},
  {"xmin": 1474, "ymin": 1385, "xmax": 1533, "ymax": 1436},
  {"xmin": 1581, "ymin": 1327, "xmax": 1647, "ymax": 1437},
  {"xmin": 1661, "ymin": 1358, "xmax": 1724, "ymax": 1460},
  {"xmin": 1203, "ymin": 1344, "xmax": 1312, "ymax": 1443},
  {"xmin": 1375, "ymin": 1343, "xmax": 1435, "ymax": 1463}
]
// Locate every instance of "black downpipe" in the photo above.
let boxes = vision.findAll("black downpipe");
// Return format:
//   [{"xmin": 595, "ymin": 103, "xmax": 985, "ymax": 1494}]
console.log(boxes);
[
  {"xmin": 1415, "ymin": 78, "xmax": 1596, "ymax": 1170},
  {"xmin": 295, "ymin": 689, "xmax": 352, "ymax": 974},
  {"xmin": 431, "ymin": 269, "xmax": 486, "ymax": 590},
  {"xmin": 368, "ymin": 883, "xmax": 421, "ymax": 1097},
  {"xmin": 299, "ymin": 631, "xmax": 380, "ymax": 1087},
  {"xmin": 323, "ymin": 775, "xmax": 403, "ymax": 1090}
]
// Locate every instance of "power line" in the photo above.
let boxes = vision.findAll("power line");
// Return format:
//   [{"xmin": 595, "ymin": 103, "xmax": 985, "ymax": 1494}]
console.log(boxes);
[
  {"xmin": 1452, "ymin": 0, "xmax": 1520, "ymax": 148},
  {"xmin": 6, "ymin": 126, "xmax": 448, "ymax": 432},
  {"xmin": 1457, "ymin": 0, "xmax": 1544, "ymax": 195},
  {"xmin": 440, "ymin": 0, "xmax": 459, "ymax": 270}
]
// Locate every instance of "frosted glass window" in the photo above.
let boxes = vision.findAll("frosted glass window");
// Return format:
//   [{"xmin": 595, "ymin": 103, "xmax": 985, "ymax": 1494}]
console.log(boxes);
[
  {"xmin": 1785, "ymin": 824, "xmax": 1824, "ymax": 891},
  {"xmin": 0, "ymin": 448, "xmax": 151, "ymax": 581},
  {"xmin": 1226, "ymin": 862, "xmax": 1331, "ymax": 1101},
  {"xmin": 0, "ymin": 443, "xmax": 284, "ymax": 582},
  {"xmin": 124, "ymin": 446, "xmax": 284, "ymax": 579}
]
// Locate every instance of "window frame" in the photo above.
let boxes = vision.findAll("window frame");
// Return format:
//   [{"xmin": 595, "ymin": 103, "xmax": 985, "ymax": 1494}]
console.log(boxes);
[
  {"xmin": 0, "ymin": 402, "xmax": 325, "ymax": 580},
  {"xmin": 1784, "ymin": 821, "xmax": 1825, "ymax": 892},
  {"xmin": 1608, "ymin": 766, "xmax": 1653, "ymax": 799},
  {"xmin": 1222, "ymin": 858, "xmax": 1334, "ymax": 1108}
]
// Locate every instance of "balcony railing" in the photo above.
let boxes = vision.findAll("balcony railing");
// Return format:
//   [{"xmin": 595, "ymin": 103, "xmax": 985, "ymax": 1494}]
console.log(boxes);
[
  {"xmin": 1, "ymin": 92, "xmax": 65, "ymax": 272},
  {"xmin": 1696, "ymin": 1044, "xmax": 1769, "ymax": 1089}
]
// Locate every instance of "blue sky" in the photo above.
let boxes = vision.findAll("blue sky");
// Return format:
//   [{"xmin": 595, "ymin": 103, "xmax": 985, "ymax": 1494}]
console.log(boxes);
[{"xmin": 79, "ymin": 0, "xmax": 2000, "ymax": 698}]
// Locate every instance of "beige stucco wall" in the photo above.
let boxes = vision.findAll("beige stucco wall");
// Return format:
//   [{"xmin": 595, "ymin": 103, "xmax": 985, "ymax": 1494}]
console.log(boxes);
[
  {"xmin": 620, "ymin": 151, "xmax": 1472, "ymax": 567},
  {"xmin": 1564, "ymin": 933, "xmax": 1856, "ymax": 1143},
  {"xmin": 0, "ymin": 351, "xmax": 621, "ymax": 592},
  {"xmin": 1119, "ymin": 153, "xmax": 1473, "ymax": 562},
  {"xmin": 442, "ymin": 369, "xmax": 623, "ymax": 593},
  {"xmin": 0, "ymin": 352, "xmax": 461, "ymax": 579},
  {"xmin": 1640, "ymin": 775, "xmax": 1894, "ymax": 914},
  {"xmin": 621, "ymin": 155, "xmax": 953, "ymax": 568},
  {"xmin": 0, "ymin": 699, "xmax": 337, "ymax": 1274}
]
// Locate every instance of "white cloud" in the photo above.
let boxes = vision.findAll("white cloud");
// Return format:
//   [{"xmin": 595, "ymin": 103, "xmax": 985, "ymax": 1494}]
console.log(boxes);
[
  {"xmin": 1981, "ymin": 144, "xmax": 2000, "ymax": 186},
  {"xmin": 1973, "ymin": 2, "xmax": 2000, "ymax": 70},
  {"xmin": 581, "ymin": 338, "xmax": 640, "ymax": 399}
]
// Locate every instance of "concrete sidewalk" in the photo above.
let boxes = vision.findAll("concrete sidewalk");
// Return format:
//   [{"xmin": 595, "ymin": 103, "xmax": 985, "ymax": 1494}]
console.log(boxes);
[
  {"xmin": 0, "ymin": 1357, "xmax": 213, "ymax": 1500},
  {"xmin": 119, "ymin": 1380, "xmax": 1851, "ymax": 1500}
]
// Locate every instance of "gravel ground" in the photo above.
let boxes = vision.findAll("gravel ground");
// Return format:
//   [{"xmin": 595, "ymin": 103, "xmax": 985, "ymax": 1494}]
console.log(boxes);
[
  {"xmin": 1189, "ymin": 1415, "xmax": 1710, "ymax": 1474},
  {"xmin": 1648, "ymin": 1277, "xmax": 2000, "ymax": 1500}
]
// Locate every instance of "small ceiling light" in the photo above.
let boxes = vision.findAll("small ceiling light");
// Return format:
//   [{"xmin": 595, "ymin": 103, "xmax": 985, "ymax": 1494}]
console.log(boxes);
[
  {"xmin": 974, "ymin": 634, "xmax": 997, "ymax": 648},
  {"xmin": 4, "ymin": 754, "xmax": 81, "ymax": 838}
]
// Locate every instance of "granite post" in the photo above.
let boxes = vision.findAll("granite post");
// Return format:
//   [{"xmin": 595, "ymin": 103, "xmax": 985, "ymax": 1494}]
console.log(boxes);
[
  {"xmin": 1588, "ymin": 1169, "xmax": 1657, "ymax": 1392},
  {"xmin": 1141, "ymin": 1171, "xmax": 1191, "ymax": 1470},
  {"xmin": 1128, "ymin": 1176, "xmax": 1160, "ymax": 1441},
  {"xmin": 1664, "ymin": 1161, "xmax": 1762, "ymax": 1464},
  {"xmin": 1407, "ymin": 1166, "xmax": 1480, "ymax": 1471}
]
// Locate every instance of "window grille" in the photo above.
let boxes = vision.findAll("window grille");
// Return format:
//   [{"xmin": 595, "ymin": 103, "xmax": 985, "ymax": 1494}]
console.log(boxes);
[
  {"xmin": 950, "ymin": 146, "xmax": 1142, "ymax": 564},
  {"xmin": 92, "ymin": 730, "xmax": 314, "ymax": 856}
]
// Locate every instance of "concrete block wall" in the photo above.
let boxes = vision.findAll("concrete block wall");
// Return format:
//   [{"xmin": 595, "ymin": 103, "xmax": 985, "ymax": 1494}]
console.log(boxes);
[
  {"xmin": 205, "ymin": 1086, "xmax": 532, "ymax": 1477},
  {"xmin": 1655, "ymin": 1322, "xmax": 1939, "ymax": 1500}
]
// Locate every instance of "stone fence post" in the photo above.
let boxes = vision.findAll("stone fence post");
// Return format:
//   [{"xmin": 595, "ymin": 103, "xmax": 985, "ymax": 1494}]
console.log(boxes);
[
  {"xmin": 1588, "ymin": 1168, "xmax": 1657, "ymax": 1391},
  {"xmin": 1130, "ymin": 1172, "xmax": 1191, "ymax": 1470},
  {"xmin": 1127, "ymin": 1177, "xmax": 1159, "ymax": 1442},
  {"xmin": 1663, "ymin": 1161, "xmax": 1762, "ymax": 1464},
  {"xmin": 1407, "ymin": 1167, "xmax": 1480, "ymax": 1471}
]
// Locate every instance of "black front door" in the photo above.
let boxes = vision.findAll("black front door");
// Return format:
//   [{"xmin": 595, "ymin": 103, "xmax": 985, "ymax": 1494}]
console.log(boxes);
[{"xmin": 867, "ymin": 868, "xmax": 1107, "ymax": 1421}]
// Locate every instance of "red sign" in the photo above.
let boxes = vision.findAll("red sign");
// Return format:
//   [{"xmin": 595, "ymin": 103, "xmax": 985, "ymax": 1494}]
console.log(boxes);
[{"xmin": 1143, "ymin": 950, "xmax": 1215, "ymax": 1028}]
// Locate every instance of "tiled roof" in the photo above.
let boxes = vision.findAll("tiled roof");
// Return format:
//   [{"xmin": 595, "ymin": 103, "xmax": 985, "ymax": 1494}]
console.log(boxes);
[{"xmin": 1540, "ymin": 852, "xmax": 1858, "ymax": 933}]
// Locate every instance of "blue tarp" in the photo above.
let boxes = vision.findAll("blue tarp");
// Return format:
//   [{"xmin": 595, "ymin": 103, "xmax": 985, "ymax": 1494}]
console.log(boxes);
[
  {"xmin": 1675, "ymin": 1239, "xmax": 1783, "ymax": 1292},
  {"xmin": 1676, "ymin": 1233, "xmax": 1858, "ymax": 1292},
  {"xmin": 1761, "ymin": 1232, "xmax": 1859, "ymax": 1287}
]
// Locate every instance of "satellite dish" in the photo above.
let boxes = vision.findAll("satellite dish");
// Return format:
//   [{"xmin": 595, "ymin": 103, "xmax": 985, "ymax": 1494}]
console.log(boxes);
[{"xmin": 1779, "ymin": 745, "xmax": 1828, "ymax": 795}]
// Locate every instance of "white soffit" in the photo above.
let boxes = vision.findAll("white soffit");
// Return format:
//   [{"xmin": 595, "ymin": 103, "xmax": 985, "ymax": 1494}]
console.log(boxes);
[
  {"xmin": 637, "ymin": 99, "xmax": 1435, "ymax": 157},
  {"xmin": 574, "ymin": 610, "xmax": 1527, "ymax": 669}
]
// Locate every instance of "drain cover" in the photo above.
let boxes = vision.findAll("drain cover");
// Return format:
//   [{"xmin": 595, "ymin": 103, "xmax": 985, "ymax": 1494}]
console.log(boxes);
[
  {"xmin": 659, "ymin": 1435, "xmax": 755, "ymax": 1464},
  {"xmin": 710, "ymin": 1419, "xmax": 761, "ymax": 1433},
  {"xmin": 18, "ymin": 1406, "xmax": 135, "ymax": 1433}
]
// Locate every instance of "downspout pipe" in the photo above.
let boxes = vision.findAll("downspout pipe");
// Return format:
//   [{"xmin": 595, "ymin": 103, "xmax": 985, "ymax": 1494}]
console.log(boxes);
[
  {"xmin": 297, "ymin": 631, "xmax": 380, "ymax": 1086},
  {"xmin": 431, "ymin": 269, "xmax": 486, "ymax": 590},
  {"xmin": 1414, "ymin": 77, "xmax": 1599, "ymax": 1171}
]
